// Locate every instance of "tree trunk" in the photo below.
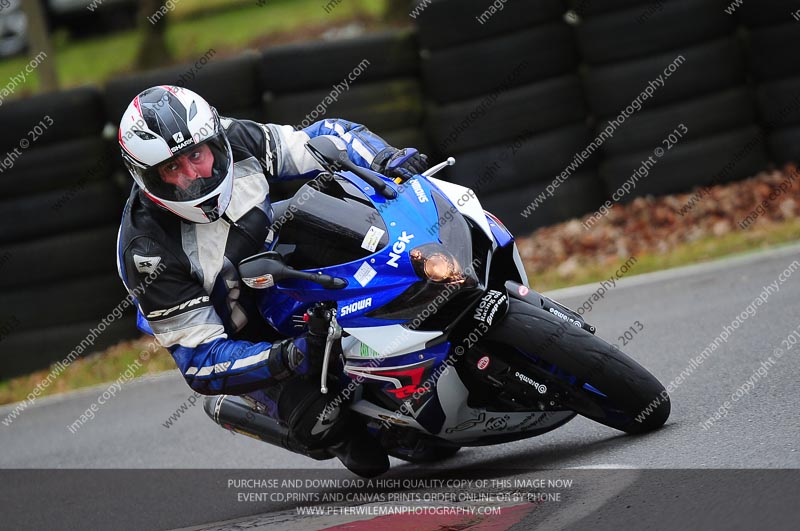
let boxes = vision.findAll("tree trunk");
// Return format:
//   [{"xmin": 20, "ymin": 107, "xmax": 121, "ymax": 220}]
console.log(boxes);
[
  {"xmin": 134, "ymin": 0, "xmax": 173, "ymax": 70},
  {"xmin": 20, "ymin": 0, "xmax": 58, "ymax": 91}
]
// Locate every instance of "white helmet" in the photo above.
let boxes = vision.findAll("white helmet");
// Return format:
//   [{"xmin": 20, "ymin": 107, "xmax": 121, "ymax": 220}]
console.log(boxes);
[{"xmin": 119, "ymin": 85, "xmax": 234, "ymax": 223}]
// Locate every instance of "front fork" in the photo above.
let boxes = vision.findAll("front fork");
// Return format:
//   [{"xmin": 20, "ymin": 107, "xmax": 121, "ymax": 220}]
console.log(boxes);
[{"xmin": 449, "ymin": 281, "xmax": 595, "ymax": 356}]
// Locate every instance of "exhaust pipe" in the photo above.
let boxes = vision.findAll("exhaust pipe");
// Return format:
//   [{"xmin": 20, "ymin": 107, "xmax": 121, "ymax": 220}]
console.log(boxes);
[{"xmin": 203, "ymin": 395, "xmax": 332, "ymax": 460}]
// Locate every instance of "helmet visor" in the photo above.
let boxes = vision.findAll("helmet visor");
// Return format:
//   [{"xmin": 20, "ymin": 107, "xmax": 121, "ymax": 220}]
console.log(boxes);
[{"xmin": 136, "ymin": 134, "xmax": 231, "ymax": 202}]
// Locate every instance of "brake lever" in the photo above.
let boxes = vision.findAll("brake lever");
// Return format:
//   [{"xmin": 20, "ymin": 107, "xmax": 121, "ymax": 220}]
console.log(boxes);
[
  {"xmin": 320, "ymin": 312, "xmax": 342, "ymax": 394},
  {"xmin": 421, "ymin": 157, "xmax": 455, "ymax": 178}
]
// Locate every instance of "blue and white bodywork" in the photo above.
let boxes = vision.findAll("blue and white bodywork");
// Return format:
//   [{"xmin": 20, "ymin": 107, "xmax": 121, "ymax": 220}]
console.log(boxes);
[{"xmin": 255, "ymin": 162, "xmax": 574, "ymax": 445}]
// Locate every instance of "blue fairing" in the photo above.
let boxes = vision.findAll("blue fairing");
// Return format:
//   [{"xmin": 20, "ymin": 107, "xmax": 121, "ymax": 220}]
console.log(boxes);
[
  {"xmin": 257, "ymin": 173, "xmax": 456, "ymax": 336},
  {"xmin": 253, "ymin": 171, "xmax": 494, "ymax": 427}
]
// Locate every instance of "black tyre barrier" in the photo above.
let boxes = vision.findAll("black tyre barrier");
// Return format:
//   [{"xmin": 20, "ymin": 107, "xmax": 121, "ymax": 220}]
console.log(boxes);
[
  {"xmin": 422, "ymin": 24, "xmax": 577, "ymax": 104},
  {"xmin": 426, "ymin": 75, "xmax": 586, "ymax": 155},
  {"xmin": 103, "ymin": 51, "xmax": 261, "ymax": 124},
  {"xmin": 223, "ymin": 106, "xmax": 267, "ymax": 123},
  {"xmin": 597, "ymin": 87, "xmax": 757, "ymax": 156},
  {"xmin": 574, "ymin": 0, "xmax": 735, "ymax": 65},
  {"xmin": 0, "ymin": 181, "xmax": 123, "ymax": 245},
  {"xmin": 263, "ymin": 78, "xmax": 423, "ymax": 131},
  {"xmin": 1, "ymin": 137, "xmax": 114, "ymax": 199},
  {"xmin": 0, "ymin": 86, "xmax": 106, "ymax": 153},
  {"xmin": 414, "ymin": 0, "xmax": 565, "ymax": 51},
  {"xmin": 600, "ymin": 125, "xmax": 767, "ymax": 198},
  {"xmin": 737, "ymin": 0, "xmax": 799, "ymax": 27},
  {"xmin": 757, "ymin": 75, "xmax": 800, "ymax": 128},
  {"xmin": 747, "ymin": 22, "xmax": 800, "ymax": 81},
  {"xmin": 0, "ymin": 225, "xmax": 120, "ymax": 290},
  {"xmin": 0, "ymin": 316, "xmax": 138, "ymax": 380},
  {"xmin": 0, "ymin": 273, "xmax": 131, "ymax": 334},
  {"xmin": 767, "ymin": 126, "xmax": 800, "ymax": 165},
  {"xmin": 258, "ymin": 31, "xmax": 418, "ymax": 94},
  {"xmin": 442, "ymin": 122, "xmax": 594, "ymax": 192},
  {"xmin": 584, "ymin": 37, "xmax": 745, "ymax": 118},
  {"xmin": 379, "ymin": 127, "xmax": 431, "ymax": 156},
  {"xmin": 479, "ymin": 172, "xmax": 604, "ymax": 236},
  {"xmin": 567, "ymin": 0, "xmax": 642, "ymax": 17}
]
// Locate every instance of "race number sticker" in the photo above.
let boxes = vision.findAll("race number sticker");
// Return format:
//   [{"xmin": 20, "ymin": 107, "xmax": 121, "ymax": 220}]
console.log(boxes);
[
  {"xmin": 361, "ymin": 226, "xmax": 385, "ymax": 252},
  {"xmin": 354, "ymin": 261, "xmax": 377, "ymax": 287}
]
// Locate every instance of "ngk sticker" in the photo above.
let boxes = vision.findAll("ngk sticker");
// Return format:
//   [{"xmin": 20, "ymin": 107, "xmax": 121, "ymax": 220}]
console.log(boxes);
[
  {"xmin": 477, "ymin": 356, "xmax": 491, "ymax": 370},
  {"xmin": 386, "ymin": 231, "xmax": 414, "ymax": 268}
]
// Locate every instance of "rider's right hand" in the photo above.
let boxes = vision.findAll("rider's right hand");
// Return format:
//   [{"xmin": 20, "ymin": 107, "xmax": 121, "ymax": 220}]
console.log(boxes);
[
  {"xmin": 267, "ymin": 304, "xmax": 339, "ymax": 380},
  {"xmin": 305, "ymin": 303, "xmax": 335, "ymax": 341}
]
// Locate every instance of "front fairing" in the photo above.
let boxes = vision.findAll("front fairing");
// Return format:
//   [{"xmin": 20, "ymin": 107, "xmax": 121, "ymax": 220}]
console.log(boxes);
[{"xmin": 257, "ymin": 172, "xmax": 481, "ymax": 336}]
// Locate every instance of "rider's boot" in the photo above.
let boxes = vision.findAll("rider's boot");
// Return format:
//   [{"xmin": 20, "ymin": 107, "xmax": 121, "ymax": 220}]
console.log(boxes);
[
  {"xmin": 326, "ymin": 417, "xmax": 390, "ymax": 478},
  {"xmin": 276, "ymin": 377, "xmax": 390, "ymax": 477}
]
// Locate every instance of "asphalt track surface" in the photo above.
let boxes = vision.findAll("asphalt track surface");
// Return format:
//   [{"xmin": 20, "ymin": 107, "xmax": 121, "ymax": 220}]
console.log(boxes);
[{"xmin": 2, "ymin": 244, "xmax": 800, "ymax": 530}]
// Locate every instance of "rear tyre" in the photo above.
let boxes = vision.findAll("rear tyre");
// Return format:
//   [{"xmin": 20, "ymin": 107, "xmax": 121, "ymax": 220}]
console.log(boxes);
[{"xmin": 486, "ymin": 299, "xmax": 670, "ymax": 434}]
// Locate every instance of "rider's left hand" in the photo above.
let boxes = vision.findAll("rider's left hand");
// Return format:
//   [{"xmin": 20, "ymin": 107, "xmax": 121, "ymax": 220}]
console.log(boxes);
[{"xmin": 374, "ymin": 148, "xmax": 430, "ymax": 183}]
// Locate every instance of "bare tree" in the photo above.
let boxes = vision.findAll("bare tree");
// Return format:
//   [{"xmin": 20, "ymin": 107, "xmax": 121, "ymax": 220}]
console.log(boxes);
[
  {"xmin": 134, "ymin": 0, "xmax": 173, "ymax": 70},
  {"xmin": 19, "ymin": 0, "xmax": 58, "ymax": 91}
]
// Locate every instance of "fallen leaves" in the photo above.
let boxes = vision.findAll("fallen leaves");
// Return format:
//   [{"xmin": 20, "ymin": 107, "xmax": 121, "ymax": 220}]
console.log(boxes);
[{"xmin": 516, "ymin": 165, "xmax": 800, "ymax": 278}]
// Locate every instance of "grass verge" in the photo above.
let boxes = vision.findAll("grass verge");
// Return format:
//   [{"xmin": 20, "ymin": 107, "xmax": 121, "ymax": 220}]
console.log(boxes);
[
  {"xmin": 0, "ymin": 0, "xmax": 387, "ymax": 96},
  {"xmin": 0, "ymin": 338, "xmax": 174, "ymax": 406}
]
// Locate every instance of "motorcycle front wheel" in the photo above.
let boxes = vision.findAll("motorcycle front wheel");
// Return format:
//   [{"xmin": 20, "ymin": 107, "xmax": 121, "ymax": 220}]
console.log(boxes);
[{"xmin": 482, "ymin": 298, "xmax": 670, "ymax": 434}]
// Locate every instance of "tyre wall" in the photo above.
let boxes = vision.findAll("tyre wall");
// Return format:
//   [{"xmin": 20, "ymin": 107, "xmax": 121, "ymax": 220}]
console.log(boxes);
[{"xmin": 3, "ymin": 5, "xmax": 799, "ymax": 375}]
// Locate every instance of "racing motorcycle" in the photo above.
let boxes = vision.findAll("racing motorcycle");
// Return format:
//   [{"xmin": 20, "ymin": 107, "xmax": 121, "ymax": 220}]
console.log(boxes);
[{"xmin": 204, "ymin": 136, "xmax": 671, "ymax": 472}]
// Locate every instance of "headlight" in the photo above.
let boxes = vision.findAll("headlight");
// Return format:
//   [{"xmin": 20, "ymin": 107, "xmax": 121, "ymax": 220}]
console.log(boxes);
[{"xmin": 409, "ymin": 244, "xmax": 467, "ymax": 284}]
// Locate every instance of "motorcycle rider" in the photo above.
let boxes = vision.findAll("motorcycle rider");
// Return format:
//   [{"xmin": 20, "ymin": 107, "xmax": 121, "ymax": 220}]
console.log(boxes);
[{"xmin": 115, "ymin": 85, "xmax": 429, "ymax": 476}]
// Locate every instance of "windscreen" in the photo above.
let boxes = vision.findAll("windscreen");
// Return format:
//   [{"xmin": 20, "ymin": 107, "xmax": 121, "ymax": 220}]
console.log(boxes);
[{"xmin": 273, "ymin": 176, "xmax": 390, "ymax": 270}]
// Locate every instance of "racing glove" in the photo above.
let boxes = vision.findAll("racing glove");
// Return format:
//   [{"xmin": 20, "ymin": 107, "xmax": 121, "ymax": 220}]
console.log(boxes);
[
  {"xmin": 273, "ymin": 304, "xmax": 337, "ymax": 379},
  {"xmin": 371, "ymin": 147, "xmax": 430, "ymax": 183}
]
